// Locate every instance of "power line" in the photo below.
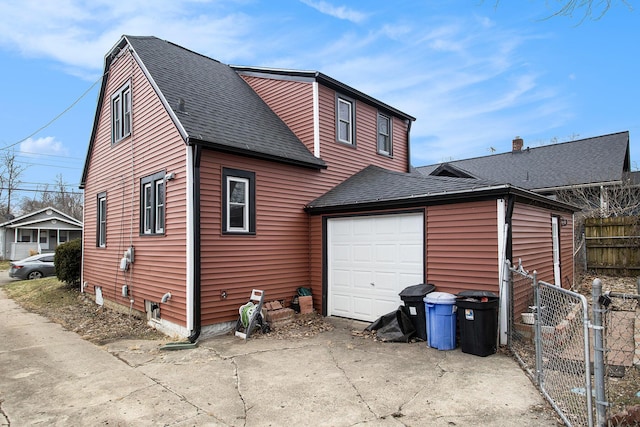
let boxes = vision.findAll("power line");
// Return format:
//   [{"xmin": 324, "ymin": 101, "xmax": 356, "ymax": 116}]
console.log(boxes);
[
  {"xmin": 0, "ymin": 187, "xmax": 83, "ymax": 195},
  {"xmin": 2, "ymin": 72, "xmax": 105, "ymax": 151}
]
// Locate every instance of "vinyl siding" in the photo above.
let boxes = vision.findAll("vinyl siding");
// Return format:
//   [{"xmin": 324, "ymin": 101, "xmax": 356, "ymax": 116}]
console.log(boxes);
[
  {"xmin": 240, "ymin": 76, "xmax": 410, "ymax": 187},
  {"xmin": 425, "ymin": 200, "xmax": 500, "ymax": 294},
  {"xmin": 82, "ymin": 48, "xmax": 189, "ymax": 327},
  {"xmin": 199, "ymin": 151, "xmax": 322, "ymax": 325},
  {"xmin": 241, "ymin": 77, "xmax": 316, "ymax": 153},
  {"xmin": 511, "ymin": 203, "xmax": 574, "ymax": 318}
]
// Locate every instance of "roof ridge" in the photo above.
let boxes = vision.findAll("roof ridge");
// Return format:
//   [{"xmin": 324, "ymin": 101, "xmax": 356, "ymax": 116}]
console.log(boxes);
[{"xmin": 417, "ymin": 130, "xmax": 629, "ymax": 168}]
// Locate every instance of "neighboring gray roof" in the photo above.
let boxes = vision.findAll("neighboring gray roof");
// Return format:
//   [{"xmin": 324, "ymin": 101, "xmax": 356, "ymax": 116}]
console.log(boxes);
[
  {"xmin": 306, "ymin": 165, "xmax": 576, "ymax": 212},
  {"xmin": 416, "ymin": 132, "xmax": 630, "ymax": 192},
  {"xmin": 0, "ymin": 207, "xmax": 82, "ymax": 228},
  {"xmin": 81, "ymin": 36, "xmax": 325, "ymax": 187}
]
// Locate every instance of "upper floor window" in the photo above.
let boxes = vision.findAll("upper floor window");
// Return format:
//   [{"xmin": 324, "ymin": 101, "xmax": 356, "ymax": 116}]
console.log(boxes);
[
  {"xmin": 141, "ymin": 172, "xmax": 165, "ymax": 235},
  {"xmin": 377, "ymin": 113, "xmax": 392, "ymax": 156},
  {"xmin": 336, "ymin": 95, "xmax": 355, "ymax": 145},
  {"xmin": 222, "ymin": 168, "xmax": 256, "ymax": 234},
  {"xmin": 112, "ymin": 82, "xmax": 131, "ymax": 143},
  {"xmin": 97, "ymin": 192, "xmax": 106, "ymax": 247}
]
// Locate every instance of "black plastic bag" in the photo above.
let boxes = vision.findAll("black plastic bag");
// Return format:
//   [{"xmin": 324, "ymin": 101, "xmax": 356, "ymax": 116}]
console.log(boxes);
[{"xmin": 365, "ymin": 306, "xmax": 416, "ymax": 342}]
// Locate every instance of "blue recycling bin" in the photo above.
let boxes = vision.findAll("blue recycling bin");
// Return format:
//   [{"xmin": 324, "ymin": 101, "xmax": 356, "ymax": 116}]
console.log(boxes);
[{"xmin": 424, "ymin": 292, "xmax": 457, "ymax": 350}]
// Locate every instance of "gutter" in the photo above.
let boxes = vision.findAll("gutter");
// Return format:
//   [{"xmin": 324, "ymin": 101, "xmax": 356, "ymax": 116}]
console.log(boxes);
[{"xmin": 305, "ymin": 184, "xmax": 578, "ymax": 215}]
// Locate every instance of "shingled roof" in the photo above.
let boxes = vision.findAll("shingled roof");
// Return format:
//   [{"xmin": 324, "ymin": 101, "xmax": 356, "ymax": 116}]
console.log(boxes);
[
  {"xmin": 81, "ymin": 36, "xmax": 325, "ymax": 187},
  {"xmin": 416, "ymin": 132, "xmax": 630, "ymax": 192},
  {"xmin": 306, "ymin": 165, "xmax": 575, "ymax": 213}
]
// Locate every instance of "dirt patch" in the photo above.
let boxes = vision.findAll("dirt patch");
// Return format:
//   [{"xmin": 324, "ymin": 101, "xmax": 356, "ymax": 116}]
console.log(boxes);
[{"xmin": 3, "ymin": 277, "xmax": 165, "ymax": 344}]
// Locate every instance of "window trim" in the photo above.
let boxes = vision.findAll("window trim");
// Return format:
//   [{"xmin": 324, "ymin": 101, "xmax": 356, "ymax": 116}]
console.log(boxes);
[
  {"xmin": 377, "ymin": 112, "xmax": 393, "ymax": 156},
  {"xmin": 97, "ymin": 192, "xmax": 106, "ymax": 247},
  {"xmin": 222, "ymin": 168, "xmax": 256, "ymax": 235},
  {"xmin": 140, "ymin": 171, "xmax": 166, "ymax": 236},
  {"xmin": 336, "ymin": 95, "xmax": 356, "ymax": 146},
  {"xmin": 111, "ymin": 81, "xmax": 132, "ymax": 144}
]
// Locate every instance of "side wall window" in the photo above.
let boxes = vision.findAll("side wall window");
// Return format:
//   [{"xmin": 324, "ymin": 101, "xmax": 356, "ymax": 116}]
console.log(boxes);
[
  {"xmin": 222, "ymin": 168, "xmax": 256, "ymax": 234},
  {"xmin": 336, "ymin": 95, "xmax": 356, "ymax": 145},
  {"xmin": 140, "ymin": 172, "xmax": 166, "ymax": 235},
  {"xmin": 97, "ymin": 192, "xmax": 106, "ymax": 247},
  {"xmin": 377, "ymin": 112, "xmax": 392, "ymax": 156},
  {"xmin": 112, "ymin": 81, "xmax": 132, "ymax": 144}
]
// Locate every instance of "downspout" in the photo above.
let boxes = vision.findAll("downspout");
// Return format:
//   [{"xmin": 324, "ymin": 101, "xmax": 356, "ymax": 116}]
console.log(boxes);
[
  {"xmin": 406, "ymin": 119, "xmax": 412, "ymax": 172},
  {"xmin": 505, "ymin": 194, "xmax": 515, "ymax": 262},
  {"xmin": 498, "ymin": 195, "xmax": 515, "ymax": 345},
  {"xmin": 188, "ymin": 144, "xmax": 202, "ymax": 343}
]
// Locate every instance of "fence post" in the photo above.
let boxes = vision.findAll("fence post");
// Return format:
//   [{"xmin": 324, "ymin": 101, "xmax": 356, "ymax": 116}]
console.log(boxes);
[
  {"xmin": 532, "ymin": 271, "xmax": 543, "ymax": 386},
  {"xmin": 592, "ymin": 278, "xmax": 607, "ymax": 427}
]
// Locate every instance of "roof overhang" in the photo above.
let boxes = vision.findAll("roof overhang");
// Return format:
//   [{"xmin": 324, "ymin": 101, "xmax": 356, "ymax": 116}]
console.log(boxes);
[{"xmin": 305, "ymin": 184, "xmax": 577, "ymax": 215}]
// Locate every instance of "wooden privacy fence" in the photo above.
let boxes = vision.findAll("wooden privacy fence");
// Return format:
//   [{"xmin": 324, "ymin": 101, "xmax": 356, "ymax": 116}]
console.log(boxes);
[{"xmin": 585, "ymin": 216, "xmax": 640, "ymax": 275}]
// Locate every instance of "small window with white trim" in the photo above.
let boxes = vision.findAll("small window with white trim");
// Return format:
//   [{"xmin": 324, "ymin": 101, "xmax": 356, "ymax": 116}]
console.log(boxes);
[
  {"xmin": 97, "ymin": 192, "xmax": 106, "ymax": 247},
  {"xmin": 222, "ymin": 168, "xmax": 256, "ymax": 234},
  {"xmin": 336, "ymin": 95, "xmax": 355, "ymax": 145},
  {"xmin": 377, "ymin": 112, "xmax": 392, "ymax": 156},
  {"xmin": 140, "ymin": 172, "xmax": 165, "ymax": 235},
  {"xmin": 112, "ymin": 81, "xmax": 132, "ymax": 144}
]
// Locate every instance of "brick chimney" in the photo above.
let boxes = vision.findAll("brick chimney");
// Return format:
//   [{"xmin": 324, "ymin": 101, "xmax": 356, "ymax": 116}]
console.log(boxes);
[{"xmin": 512, "ymin": 136, "xmax": 524, "ymax": 152}]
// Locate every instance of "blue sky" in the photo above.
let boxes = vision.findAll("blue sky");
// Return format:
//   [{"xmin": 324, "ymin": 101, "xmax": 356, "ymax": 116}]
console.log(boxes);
[{"xmin": 0, "ymin": 0, "xmax": 638, "ymax": 204}]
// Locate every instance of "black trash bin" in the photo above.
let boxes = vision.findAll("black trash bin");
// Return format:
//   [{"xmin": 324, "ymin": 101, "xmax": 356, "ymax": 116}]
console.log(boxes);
[
  {"xmin": 456, "ymin": 290, "xmax": 499, "ymax": 356},
  {"xmin": 399, "ymin": 283, "xmax": 435, "ymax": 341}
]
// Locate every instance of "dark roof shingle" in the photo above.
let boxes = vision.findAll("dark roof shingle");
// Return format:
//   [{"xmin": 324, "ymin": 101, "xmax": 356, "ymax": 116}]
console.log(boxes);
[
  {"xmin": 125, "ymin": 36, "xmax": 325, "ymax": 169},
  {"xmin": 416, "ymin": 132, "xmax": 630, "ymax": 191}
]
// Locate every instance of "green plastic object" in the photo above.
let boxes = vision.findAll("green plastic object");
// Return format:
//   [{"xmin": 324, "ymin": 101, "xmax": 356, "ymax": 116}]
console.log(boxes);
[
  {"xmin": 297, "ymin": 287, "xmax": 312, "ymax": 296},
  {"xmin": 240, "ymin": 302, "xmax": 256, "ymax": 328}
]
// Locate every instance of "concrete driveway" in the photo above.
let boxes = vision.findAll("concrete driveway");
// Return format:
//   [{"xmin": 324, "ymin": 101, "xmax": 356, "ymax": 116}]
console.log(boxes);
[{"xmin": 0, "ymin": 284, "xmax": 560, "ymax": 426}]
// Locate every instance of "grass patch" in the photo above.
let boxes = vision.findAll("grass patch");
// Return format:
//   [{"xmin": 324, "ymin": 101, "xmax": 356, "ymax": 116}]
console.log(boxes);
[
  {"xmin": 0, "ymin": 260, "xmax": 10, "ymax": 270},
  {"xmin": 4, "ymin": 277, "xmax": 78, "ymax": 311}
]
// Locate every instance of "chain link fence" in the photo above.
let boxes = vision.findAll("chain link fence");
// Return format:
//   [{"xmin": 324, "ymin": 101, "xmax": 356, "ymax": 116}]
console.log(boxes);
[
  {"xmin": 597, "ymin": 282, "xmax": 640, "ymax": 425},
  {"xmin": 507, "ymin": 260, "xmax": 593, "ymax": 427}
]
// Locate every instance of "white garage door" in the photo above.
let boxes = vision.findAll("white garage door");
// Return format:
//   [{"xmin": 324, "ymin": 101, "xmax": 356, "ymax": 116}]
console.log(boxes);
[{"xmin": 328, "ymin": 213, "xmax": 424, "ymax": 322}]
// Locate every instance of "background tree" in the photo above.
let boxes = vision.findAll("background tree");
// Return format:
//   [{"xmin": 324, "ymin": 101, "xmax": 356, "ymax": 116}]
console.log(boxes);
[
  {"xmin": 0, "ymin": 149, "xmax": 26, "ymax": 219},
  {"xmin": 492, "ymin": 0, "xmax": 632, "ymax": 21},
  {"xmin": 20, "ymin": 174, "xmax": 83, "ymax": 220}
]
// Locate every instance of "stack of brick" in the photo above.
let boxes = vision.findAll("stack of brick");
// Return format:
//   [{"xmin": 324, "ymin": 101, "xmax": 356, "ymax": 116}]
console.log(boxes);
[
  {"xmin": 298, "ymin": 295, "xmax": 314, "ymax": 314},
  {"xmin": 264, "ymin": 300, "xmax": 295, "ymax": 325}
]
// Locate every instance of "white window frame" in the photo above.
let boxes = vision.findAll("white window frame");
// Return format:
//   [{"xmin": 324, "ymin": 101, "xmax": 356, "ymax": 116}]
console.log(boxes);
[
  {"xmin": 377, "ymin": 112, "xmax": 392, "ymax": 156},
  {"xmin": 98, "ymin": 194, "xmax": 106, "ymax": 247},
  {"xmin": 226, "ymin": 176, "xmax": 249, "ymax": 233},
  {"xmin": 112, "ymin": 82, "xmax": 131, "ymax": 144},
  {"xmin": 155, "ymin": 180, "xmax": 165, "ymax": 234},
  {"xmin": 143, "ymin": 182, "xmax": 153, "ymax": 234},
  {"xmin": 337, "ymin": 96, "xmax": 355, "ymax": 145},
  {"xmin": 141, "ymin": 172, "xmax": 166, "ymax": 236}
]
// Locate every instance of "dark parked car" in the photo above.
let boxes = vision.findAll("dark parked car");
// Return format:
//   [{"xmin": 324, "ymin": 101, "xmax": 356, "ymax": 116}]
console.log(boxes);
[{"xmin": 9, "ymin": 253, "xmax": 56, "ymax": 280}]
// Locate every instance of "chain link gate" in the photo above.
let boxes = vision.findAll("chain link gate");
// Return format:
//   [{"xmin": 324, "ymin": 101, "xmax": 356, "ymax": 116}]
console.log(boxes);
[{"xmin": 507, "ymin": 260, "xmax": 594, "ymax": 427}]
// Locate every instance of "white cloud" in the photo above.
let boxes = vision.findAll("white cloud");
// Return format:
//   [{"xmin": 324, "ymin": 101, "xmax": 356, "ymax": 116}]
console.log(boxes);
[
  {"xmin": 20, "ymin": 136, "xmax": 68, "ymax": 157},
  {"xmin": 0, "ymin": 0, "xmax": 257, "ymax": 78},
  {"xmin": 300, "ymin": 0, "xmax": 368, "ymax": 23}
]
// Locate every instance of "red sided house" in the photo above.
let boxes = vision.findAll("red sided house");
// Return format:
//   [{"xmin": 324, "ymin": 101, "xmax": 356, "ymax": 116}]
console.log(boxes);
[{"xmin": 81, "ymin": 36, "xmax": 575, "ymax": 342}]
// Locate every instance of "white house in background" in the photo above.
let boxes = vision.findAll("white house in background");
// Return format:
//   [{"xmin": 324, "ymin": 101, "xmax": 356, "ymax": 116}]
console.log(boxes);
[{"xmin": 0, "ymin": 207, "xmax": 83, "ymax": 260}]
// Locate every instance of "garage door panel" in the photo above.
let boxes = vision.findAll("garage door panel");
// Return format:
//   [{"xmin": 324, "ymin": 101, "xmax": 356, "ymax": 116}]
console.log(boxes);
[
  {"xmin": 332, "ymin": 294, "xmax": 352, "ymax": 317},
  {"xmin": 328, "ymin": 213, "xmax": 424, "ymax": 322},
  {"xmin": 375, "ymin": 244, "xmax": 397, "ymax": 262},
  {"xmin": 353, "ymin": 244, "xmax": 372, "ymax": 262},
  {"xmin": 399, "ymin": 244, "xmax": 423, "ymax": 263},
  {"xmin": 352, "ymin": 297, "xmax": 373, "ymax": 318}
]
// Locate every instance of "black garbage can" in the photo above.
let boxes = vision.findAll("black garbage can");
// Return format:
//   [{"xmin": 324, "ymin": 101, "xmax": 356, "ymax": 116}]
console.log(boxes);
[
  {"xmin": 399, "ymin": 283, "xmax": 435, "ymax": 341},
  {"xmin": 456, "ymin": 290, "xmax": 499, "ymax": 356}
]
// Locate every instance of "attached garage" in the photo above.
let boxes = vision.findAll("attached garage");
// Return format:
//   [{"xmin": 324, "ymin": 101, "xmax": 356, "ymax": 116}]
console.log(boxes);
[
  {"xmin": 307, "ymin": 165, "xmax": 576, "ymax": 342},
  {"xmin": 327, "ymin": 212, "xmax": 424, "ymax": 322}
]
